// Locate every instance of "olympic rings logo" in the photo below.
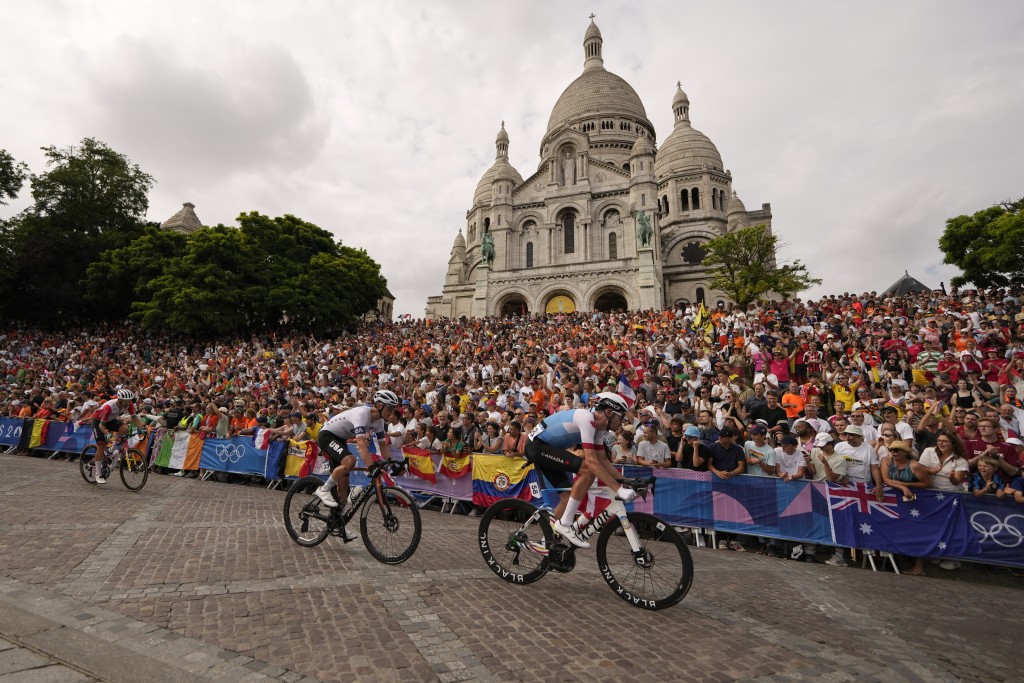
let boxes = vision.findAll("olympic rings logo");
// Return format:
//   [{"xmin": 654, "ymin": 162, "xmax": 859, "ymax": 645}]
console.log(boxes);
[
  {"xmin": 214, "ymin": 443, "xmax": 244, "ymax": 464},
  {"xmin": 969, "ymin": 511, "xmax": 1024, "ymax": 548}
]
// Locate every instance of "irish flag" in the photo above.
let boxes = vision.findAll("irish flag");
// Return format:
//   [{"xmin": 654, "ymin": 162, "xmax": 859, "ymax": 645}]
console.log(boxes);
[{"xmin": 154, "ymin": 431, "xmax": 201, "ymax": 471}]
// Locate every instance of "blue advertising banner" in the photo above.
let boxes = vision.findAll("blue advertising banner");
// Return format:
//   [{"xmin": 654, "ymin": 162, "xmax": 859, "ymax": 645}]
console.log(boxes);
[
  {"xmin": 0, "ymin": 418, "xmax": 24, "ymax": 447},
  {"xmin": 957, "ymin": 493, "xmax": 1024, "ymax": 567},
  {"xmin": 199, "ymin": 437, "xmax": 283, "ymax": 478},
  {"xmin": 41, "ymin": 421, "xmax": 94, "ymax": 454}
]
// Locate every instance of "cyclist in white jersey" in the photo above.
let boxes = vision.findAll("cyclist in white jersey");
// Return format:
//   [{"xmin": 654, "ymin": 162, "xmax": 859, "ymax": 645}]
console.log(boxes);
[
  {"xmin": 524, "ymin": 392, "xmax": 636, "ymax": 548},
  {"xmin": 313, "ymin": 390, "xmax": 400, "ymax": 532},
  {"xmin": 89, "ymin": 389, "xmax": 146, "ymax": 484}
]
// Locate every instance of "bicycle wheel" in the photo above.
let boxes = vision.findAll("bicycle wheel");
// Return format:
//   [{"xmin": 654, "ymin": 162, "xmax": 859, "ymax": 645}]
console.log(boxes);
[
  {"xmin": 595, "ymin": 512, "xmax": 693, "ymax": 610},
  {"xmin": 79, "ymin": 446, "xmax": 98, "ymax": 485},
  {"xmin": 360, "ymin": 485, "xmax": 422, "ymax": 564},
  {"xmin": 283, "ymin": 476, "xmax": 333, "ymax": 547},
  {"xmin": 478, "ymin": 498, "xmax": 553, "ymax": 585},
  {"xmin": 119, "ymin": 448, "xmax": 149, "ymax": 491}
]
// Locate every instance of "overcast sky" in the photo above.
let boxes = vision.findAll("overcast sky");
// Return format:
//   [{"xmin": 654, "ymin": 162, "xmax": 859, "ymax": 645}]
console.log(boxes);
[{"xmin": 2, "ymin": 1, "xmax": 1023, "ymax": 317}]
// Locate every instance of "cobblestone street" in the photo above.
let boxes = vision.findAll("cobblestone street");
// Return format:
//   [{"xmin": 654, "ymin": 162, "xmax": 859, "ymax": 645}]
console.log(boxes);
[{"xmin": 0, "ymin": 455, "xmax": 1020, "ymax": 682}]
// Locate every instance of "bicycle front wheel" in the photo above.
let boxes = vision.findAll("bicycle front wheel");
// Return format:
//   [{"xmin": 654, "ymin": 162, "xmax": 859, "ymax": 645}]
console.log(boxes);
[
  {"xmin": 119, "ymin": 448, "xmax": 149, "ymax": 491},
  {"xmin": 283, "ymin": 476, "xmax": 333, "ymax": 547},
  {"xmin": 79, "ymin": 446, "xmax": 98, "ymax": 485},
  {"xmin": 596, "ymin": 512, "xmax": 693, "ymax": 610},
  {"xmin": 359, "ymin": 485, "xmax": 421, "ymax": 564},
  {"xmin": 478, "ymin": 498, "xmax": 552, "ymax": 585}
]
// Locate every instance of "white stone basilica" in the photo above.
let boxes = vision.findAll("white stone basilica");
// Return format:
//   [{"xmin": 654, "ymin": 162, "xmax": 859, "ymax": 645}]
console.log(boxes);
[{"xmin": 425, "ymin": 19, "xmax": 772, "ymax": 319}]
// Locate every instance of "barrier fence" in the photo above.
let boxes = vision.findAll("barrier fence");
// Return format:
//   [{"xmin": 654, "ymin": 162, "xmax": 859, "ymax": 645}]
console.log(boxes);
[{"xmin": 3, "ymin": 416, "xmax": 1022, "ymax": 568}]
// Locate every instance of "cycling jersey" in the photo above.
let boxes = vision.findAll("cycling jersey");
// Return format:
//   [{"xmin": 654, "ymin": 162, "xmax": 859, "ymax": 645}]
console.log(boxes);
[
  {"xmin": 319, "ymin": 405, "xmax": 385, "ymax": 441},
  {"xmin": 92, "ymin": 398, "xmax": 136, "ymax": 423},
  {"xmin": 530, "ymin": 408, "xmax": 605, "ymax": 451}
]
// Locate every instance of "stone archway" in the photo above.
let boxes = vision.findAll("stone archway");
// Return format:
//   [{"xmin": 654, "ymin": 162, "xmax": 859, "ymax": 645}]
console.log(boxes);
[
  {"xmin": 544, "ymin": 293, "xmax": 577, "ymax": 314},
  {"xmin": 593, "ymin": 289, "xmax": 628, "ymax": 313},
  {"xmin": 499, "ymin": 296, "xmax": 529, "ymax": 317}
]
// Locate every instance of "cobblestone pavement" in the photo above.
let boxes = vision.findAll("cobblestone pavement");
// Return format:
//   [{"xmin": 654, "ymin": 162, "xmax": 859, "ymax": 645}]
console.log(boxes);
[{"xmin": 0, "ymin": 454, "xmax": 1020, "ymax": 682}]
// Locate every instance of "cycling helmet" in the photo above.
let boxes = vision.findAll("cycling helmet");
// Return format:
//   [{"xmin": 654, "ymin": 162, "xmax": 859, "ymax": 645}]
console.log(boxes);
[
  {"xmin": 593, "ymin": 392, "xmax": 628, "ymax": 416},
  {"xmin": 116, "ymin": 389, "xmax": 136, "ymax": 401},
  {"xmin": 372, "ymin": 390, "xmax": 400, "ymax": 407}
]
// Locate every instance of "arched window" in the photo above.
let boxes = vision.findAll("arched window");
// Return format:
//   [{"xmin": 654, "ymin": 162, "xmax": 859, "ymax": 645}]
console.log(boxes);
[
  {"xmin": 608, "ymin": 233, "xmax": 617, "ymax": 259},
  {"xmin": 691, "ymin": 188, "xmax": 700, "ymax": 210},
  {"xmin": 696, "ymin": 287, "xmax": 706, "ymax": 304},
  {"xmin": 680, "ymin": 190, "xmax": 689, "ymax": 212},
  {"xmin": 661, "ymin": 195, "xmax": 669, "ymax": 215},
  {"xmin": 522, "ymin": 219, "xmax": 535, "ymax": 233},
  {"xmin": 525, "ymin": 242, "xmax": 533, "ymax": 268},
  {"xmin": 712, "ymin": 190, "xmax": 718, "ymax": 210},
  {"xmin": 641, "ymin": 194, "xmax": 646, "ymax": 206},
  {"xmin": 563, "ymin": 213, "xmax": 575, "ymax": 254},
  {"xmin": 484, "ymin": 217, "xmax": 490, "ymax": 231}
]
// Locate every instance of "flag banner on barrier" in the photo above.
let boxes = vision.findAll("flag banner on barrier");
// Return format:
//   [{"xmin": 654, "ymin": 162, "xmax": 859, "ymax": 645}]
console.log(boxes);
[
  {"xmin": 439, "ymin": 453, "xmax": 471, "ymax": 479},
  {"xmin": 0, "ymin": 418, "xmax": 23, "ymax": 447},
  {"xmin": 28, "ymin": 420, "xmax": 49, "ymax": 448},
  {"xmin": 283, "ymin": 440, "xmax": 328, "ymax": 478},
  {"xmin": 44, "ymin": 421, "xmax": 94, "ymax": 454},
  {"xmin": 651, "ymin": 470, "xmax": 835, "ymax": 545},
  {"xmin": 471, "ymin": 455, "xmax": 538, "ymax": 507},
  {"xmin": 155, "ymin": 431, "xmax": 177, "ymax": 467},
  {"xmin": 199, "ymin": 437, "xmax": 275, "ymax": 477},
  {"xmin": 829, "ymin": 483, "xmax": 977, "ymax": 557},
  {"xmin": 401, "ymin": 446, "xmax": 436, "ymax": 484}
]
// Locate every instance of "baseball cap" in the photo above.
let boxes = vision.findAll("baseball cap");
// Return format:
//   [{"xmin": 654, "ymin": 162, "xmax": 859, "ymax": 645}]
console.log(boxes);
[
  {"xmin": 748, "ymin": 425, "xmax": 766, "ymax": 435},
  {"xmin": 720, "ymin": 426, "xmax": 737, "ymax": 438},
  {"xmin": 813, "ymin": 432, "xmax": 836, "ymax": 448},
  {"xmin": 780, "ymin": 435, "xmax": 799, "ymax": 446},
  {"xmin": 684, "ymin": 425, "xmax": 701, "ymax": 438}
]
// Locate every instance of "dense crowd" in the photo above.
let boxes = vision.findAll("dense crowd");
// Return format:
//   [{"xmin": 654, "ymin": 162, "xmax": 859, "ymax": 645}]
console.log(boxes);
[{"xmin": 3, "ymin": 287, "xmax": 1024, "ymax": 569}]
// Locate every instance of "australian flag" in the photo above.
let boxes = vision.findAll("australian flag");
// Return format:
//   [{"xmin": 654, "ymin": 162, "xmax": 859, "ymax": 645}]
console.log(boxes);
[{"xmin": 829, "ymin": 483, "xmax": 980, "ymax": 557}]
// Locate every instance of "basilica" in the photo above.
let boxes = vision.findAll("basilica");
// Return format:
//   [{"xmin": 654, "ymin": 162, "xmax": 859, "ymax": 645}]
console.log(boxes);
[{"xmin": 425, "ymin": 19, "xmax": 772, "ymax": 319}]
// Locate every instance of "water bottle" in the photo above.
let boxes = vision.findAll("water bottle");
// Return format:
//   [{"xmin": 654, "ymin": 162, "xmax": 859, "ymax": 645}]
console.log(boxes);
[{"xmin": 347, "ymin": 485, "xmax": 364, "ymax": 506}]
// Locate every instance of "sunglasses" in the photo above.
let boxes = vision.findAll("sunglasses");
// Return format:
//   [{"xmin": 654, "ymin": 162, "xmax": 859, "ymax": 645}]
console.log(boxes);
[{"xmin": 882, "ymin": 432, "xmax": 895, "ymax": 437}]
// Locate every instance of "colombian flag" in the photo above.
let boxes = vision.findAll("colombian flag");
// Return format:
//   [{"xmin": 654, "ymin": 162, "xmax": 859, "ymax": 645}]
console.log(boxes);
[
  {"xmin": 471, "ymin": 455, "xmax": 539, "ymax": 507},
  {"xmin": 402, "ymin": 446, "xmax": 437, "ymax": 483},
  {"xmin": 439, "ymin": 452, "xmax": 471, "ymax": 479}
]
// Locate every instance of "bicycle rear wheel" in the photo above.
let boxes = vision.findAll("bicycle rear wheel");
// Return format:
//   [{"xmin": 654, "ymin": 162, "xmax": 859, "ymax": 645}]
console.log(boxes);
[
  {"xmin": 283, "ymin": 476, "xmax": 333, "ymax": 547},
  {"xmin": 79, "ymin": 446, "xmax": 98, "ymax": 485},
  {"xmin": 360, "ymin": 485, "xmax": 421, "ymax": 564},
  {"xmin": 119, "ymin": 448, "xmax": 149, "ymax": 491},
  {"xmin": 478, "ymin": 498, "xmax": 552, "ymax": 585},
  {"xmin": 596, "ymin": 512, "xmax": 693, "ymax": 610}
]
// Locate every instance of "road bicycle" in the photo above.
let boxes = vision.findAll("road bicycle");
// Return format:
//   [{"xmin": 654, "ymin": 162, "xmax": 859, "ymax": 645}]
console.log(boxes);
[
  {"xmin": 79, "ymin": 434, "xmax": 149, "ymax": 491},
  {"xmin": 478, "ymin": 476, "xmax": 693, "ymax": 610},
  {"xmin": 283, "ymin": 458, "xmax": 422, "ymax": 564}
]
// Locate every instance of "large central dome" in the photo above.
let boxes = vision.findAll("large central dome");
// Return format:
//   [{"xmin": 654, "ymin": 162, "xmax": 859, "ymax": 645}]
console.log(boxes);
[
  {"xmin": 544, "ymin": 19, "xmax": 652, "ymax": 138},
  {"xmin": 546, "ymin": 69, "xmax": 650, "ymax": 135}
]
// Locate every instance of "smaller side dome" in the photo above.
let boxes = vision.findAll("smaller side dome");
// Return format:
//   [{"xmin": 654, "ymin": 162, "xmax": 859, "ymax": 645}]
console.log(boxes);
[
  {"xmin": 630, "ymin": 134, "xmax": 654, "ymax": 158},
  {"xmin": 727, "ymin": 190, "xmax": 747, "ymax": 216}
]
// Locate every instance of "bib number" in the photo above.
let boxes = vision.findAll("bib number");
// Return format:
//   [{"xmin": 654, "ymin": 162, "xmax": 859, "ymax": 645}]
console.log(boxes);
[{"xmin": 528, "ymin": 424, "xmax": 544, "ymax": 440}]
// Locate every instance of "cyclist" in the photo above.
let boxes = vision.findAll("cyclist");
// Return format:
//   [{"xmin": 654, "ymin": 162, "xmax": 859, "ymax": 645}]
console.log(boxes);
[
  {"xmin": 90, "ymin": 389, "xmax": 146, "ymax": 484},
  {"xmin": 312, "ymin": 390, "xmax": 400, "ymax": 537},
  {"xmin": 524, "ymin": 392, "xmax": 636, "ymax": 549}
]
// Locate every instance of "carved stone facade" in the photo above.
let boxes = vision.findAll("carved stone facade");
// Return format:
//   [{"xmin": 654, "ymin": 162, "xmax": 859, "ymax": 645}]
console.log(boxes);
[{"xmin": 425, "ymin": 20, "xmax": 772, "ymax": 319}]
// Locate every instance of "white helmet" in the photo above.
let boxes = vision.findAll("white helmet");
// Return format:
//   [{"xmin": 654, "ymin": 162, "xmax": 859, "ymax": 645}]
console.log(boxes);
[
  {"xmin": 372, "ymin": 390, "xmax": 400, "ymax": 407},
  {"xmin": 116, "ymin": 388, "xmax": 136, "ymax": 401},
  {"xmin": 594, "ymin": 392, "xmax": 628, "ymax": 416}
]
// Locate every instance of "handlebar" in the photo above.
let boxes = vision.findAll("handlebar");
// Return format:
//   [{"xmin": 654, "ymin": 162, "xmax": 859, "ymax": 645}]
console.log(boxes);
[
  {"xmin": 366, "ymin": 459, "xmax": 407, "ymax": 478},
  {"xmin": 622, "ymin": 476, "xmax": 656, "ymax": 500}
]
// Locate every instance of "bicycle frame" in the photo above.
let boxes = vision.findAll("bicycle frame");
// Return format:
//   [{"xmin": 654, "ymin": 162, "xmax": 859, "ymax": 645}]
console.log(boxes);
[{"xmin": 530, "ymin": 484, "xmax": 646, "ymax": 556}]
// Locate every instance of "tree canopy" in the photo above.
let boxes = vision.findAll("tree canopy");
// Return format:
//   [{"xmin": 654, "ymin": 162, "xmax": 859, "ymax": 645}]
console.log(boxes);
[
  {"xmin": 701, "ymin": 224, "xmax": 820, "ymax": 307},
  {"xmin": 939, "ymin": 198, "xmax": 1024, "ymax": 289},
  {"xmin": 0, "ymin": 149, "xmax": 28, "ymax": 206},
  {"xmin": 0, "ymin": 138, "xmax": 388, "ymax": 333}
]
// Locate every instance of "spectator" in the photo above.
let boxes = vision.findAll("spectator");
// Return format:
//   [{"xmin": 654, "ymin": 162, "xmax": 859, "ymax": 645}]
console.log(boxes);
[{"xmin": 636, "ymin": 420, "xmax": 672, "ymax": 468}]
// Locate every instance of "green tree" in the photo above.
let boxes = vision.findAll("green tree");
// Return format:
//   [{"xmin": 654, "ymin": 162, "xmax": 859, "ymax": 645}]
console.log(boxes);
[
  {"xmin": 82, "ymin": 225, "xmax": 187, "ymax": 318},
  {"xmin": 131, "ymin": 213, "xmax": 387, "ymax": 335},
  {"xmin": 0, "ymin": 138, "xmax": 153, "ymax": 321},
  {"xmin": 0, "ymin": 149, "xmax": 28, "ymax": 205},
  {"xmin": 939, "ymin": 198, "xmax": 1024, "ymax": 289},
  {"xmin": 701, "ymin": 224, "xmax": 820, "ymax": 307}
]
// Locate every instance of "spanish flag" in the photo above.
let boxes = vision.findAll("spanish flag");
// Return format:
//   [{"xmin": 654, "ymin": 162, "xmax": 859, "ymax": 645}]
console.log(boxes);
[
  {"xmin": 402, "ymin": 446, "xmax": 437, "ymax": 483},
  {"xmin": 439, "ymin": 452, "xmax": 471, "ymax": 479},
  {"xmin": 471, "ymin": 455, "xmax": 539, "ymax": 507}
]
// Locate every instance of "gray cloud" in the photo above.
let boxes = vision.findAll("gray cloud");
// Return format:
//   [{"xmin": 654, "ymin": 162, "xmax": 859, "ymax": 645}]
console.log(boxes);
[{"xmin": 1, "ymin": 0, "xmax": 1023, "ymax": 316}]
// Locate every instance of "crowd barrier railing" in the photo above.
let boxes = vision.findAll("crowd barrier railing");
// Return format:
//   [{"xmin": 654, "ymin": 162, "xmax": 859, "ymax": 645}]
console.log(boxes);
[{"xmin": 4, "ymin": 416, "xmax": 1022, "ymax": 568}]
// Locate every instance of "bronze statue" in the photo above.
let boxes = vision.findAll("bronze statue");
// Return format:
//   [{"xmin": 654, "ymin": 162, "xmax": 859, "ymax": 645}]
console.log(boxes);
[
  {"xmin": 633, "ymin": 209, "xmax": 652, "ymax": 246},
  {"xmin": 481, "ymin": 231, "xmax": 495, "ymax": 267}
]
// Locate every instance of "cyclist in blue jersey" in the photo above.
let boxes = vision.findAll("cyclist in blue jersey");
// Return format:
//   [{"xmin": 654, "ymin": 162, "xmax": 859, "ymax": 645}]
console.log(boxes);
[{"xmin": 524, "ymin": 392, "xmax": 636, "ymax": 548}]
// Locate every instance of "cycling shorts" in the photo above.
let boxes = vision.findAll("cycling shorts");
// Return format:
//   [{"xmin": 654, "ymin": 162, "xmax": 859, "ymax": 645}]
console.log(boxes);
[
  {"xmin": 317, "ymin": 430, "xmax": 352, "ymax": 469},
  {"xmin": 92, "ymin": 418, "xmax": 122, "ymax": 443},
  {"xmin": 524, "ymin": 439, "xmax": 583, "ymax": 491}
]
